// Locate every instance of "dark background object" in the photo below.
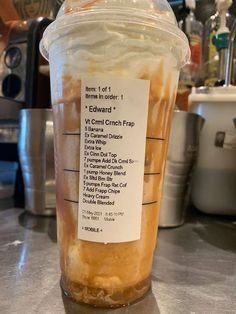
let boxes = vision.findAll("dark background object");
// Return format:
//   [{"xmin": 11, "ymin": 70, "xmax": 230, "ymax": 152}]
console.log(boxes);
[
  {"xmin": 25, "ymin": 17, "xmax": 52, "ymax": 108},
  {"xmin": 0, "ymin": 142, "xmax": 24, "ymax": 207},
  {"xmin": 170, "ymin": 0, "xmax": 236, "ymax": 22},
  {"xmin": 0, "ymin": 21, "xmax": 28, "ymax": 103},
  {"xmin": 52, "ymin": 0, "xmax": 64, "ymax": 17},
  {"xmin": 0, "ymin": 17, "xmax": 52, "ymax": 208}
]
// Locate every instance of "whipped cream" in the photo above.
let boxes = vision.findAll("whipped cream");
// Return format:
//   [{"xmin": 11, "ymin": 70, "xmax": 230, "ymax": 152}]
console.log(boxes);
[{"xmin": 49, "ymin": 21, "xmax": 179, "ymax": 103}]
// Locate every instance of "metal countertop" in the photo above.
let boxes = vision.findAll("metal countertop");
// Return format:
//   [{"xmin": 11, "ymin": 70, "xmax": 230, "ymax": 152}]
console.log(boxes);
[{"xmin": 0, "ymin": 200, "xmax": 236, "ymax": 314}]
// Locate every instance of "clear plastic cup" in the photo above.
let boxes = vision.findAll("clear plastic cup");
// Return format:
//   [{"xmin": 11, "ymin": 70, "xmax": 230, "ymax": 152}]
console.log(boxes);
[{"xmin": 40, "ymin": 0, "xmax": 189, "ymax": 308}]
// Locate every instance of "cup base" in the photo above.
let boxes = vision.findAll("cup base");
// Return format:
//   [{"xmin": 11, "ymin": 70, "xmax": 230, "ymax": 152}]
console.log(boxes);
[{"xmin": 60, "ymin": 274, "xmax": 151, "ymax": 308}]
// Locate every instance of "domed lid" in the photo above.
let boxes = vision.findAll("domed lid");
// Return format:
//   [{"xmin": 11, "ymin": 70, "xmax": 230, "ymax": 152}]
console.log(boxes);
[
  {"xmin": 41, "ymin": 0, "xmax": 190, "ymax": 66},
  {"xmin": 58, "ymin": 0, "xmax": 177, "ymax": 24}
]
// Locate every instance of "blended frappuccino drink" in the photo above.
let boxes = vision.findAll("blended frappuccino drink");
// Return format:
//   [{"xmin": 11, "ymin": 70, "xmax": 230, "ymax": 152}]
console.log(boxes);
[{"xmin": 40, "ymin": 0, "xmax": 189, "ymax": 307}]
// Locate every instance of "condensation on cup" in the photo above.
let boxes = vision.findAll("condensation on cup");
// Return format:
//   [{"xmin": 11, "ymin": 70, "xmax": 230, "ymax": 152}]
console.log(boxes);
[{"xmin": 40, "ymin": 0, "xmax": 190, "ymax": 308}]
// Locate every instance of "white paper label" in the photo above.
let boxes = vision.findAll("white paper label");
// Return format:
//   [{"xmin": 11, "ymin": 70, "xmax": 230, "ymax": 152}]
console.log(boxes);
[{"xmin": 78, "ymin": 77, "xmax": 150, "ymax": 243}]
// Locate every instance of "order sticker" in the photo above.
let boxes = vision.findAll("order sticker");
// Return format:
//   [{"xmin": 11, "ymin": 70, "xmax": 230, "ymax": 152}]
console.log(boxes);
[{"xmin": 78, "ymin": 76, "xmax": 150, "ymax": 243}]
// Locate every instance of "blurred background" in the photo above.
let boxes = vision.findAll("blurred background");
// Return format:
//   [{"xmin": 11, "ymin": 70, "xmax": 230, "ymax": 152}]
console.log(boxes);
[{"xmin": 170, "ymin": 0, "xmax": 236, "ymax": 22}]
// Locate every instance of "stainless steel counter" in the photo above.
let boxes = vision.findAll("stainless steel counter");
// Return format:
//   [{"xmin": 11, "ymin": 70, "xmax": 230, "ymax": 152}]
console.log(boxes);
[{"xmin": 0, "ymin": 200, "xmax": 236, "ymax": 314}]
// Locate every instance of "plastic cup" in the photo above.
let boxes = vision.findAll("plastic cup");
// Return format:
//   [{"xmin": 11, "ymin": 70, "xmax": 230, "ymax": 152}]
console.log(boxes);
[{"xmin": 40, "ymin": 0, "xmax": 189, "ymax": 308}]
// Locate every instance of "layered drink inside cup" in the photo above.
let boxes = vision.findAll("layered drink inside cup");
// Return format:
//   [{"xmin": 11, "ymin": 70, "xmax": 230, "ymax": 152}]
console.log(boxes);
[{"xmin": 40, "ymin": 0, "xmax": 189, "ymax": 307}]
